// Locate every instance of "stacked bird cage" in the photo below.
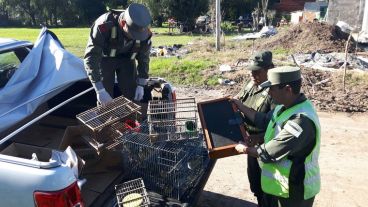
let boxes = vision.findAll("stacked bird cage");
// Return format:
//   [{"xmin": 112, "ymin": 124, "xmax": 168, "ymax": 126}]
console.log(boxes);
[
  {"xmin": 115, "ymin": 178, "xmax": 150, "ymax": 207},
  {"xmin": 118, "ymin": 122, "xmax": 209, "ymax": 200},
  {"xmin": 147, "ymin": 98, "xmax": 198, "ymax": 143},
  {"xmin": 76, "ymin": 95, "xmax": 141, "ymax": 152}
]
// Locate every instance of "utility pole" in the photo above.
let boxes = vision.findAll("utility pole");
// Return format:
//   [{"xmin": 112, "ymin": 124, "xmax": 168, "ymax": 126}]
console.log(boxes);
[
  {"xmin": 362, "ymin": 0, "xmax": 368, "ymax": 33},
  {"xmin": 215, "ymin": 0, "xmax": 221, "ymax": 51}
]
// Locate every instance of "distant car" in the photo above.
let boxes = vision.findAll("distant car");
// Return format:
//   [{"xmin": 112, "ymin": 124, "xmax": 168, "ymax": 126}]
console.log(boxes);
[
  {"xmin": 236, "ymin": 15, "xmax": 253, "ymax": 28},
  {"xmin": 195, "ymin": 15, "xmax": 211, "ymax": 33}
]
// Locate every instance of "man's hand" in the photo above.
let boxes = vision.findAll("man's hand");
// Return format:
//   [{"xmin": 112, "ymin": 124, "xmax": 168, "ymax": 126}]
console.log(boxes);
[
  {"xmin": 230, "ymin": 98, "xmax": 257, "ymax": 123},
  {"xmin": 231, "ymin": 98, "xmax": 243, "ymax": 108},
  {"xmin": 134, "ymin": 85, "xmax": 144, "ymax": 101},
  {"xmin": 96, "ymin": 88, "xmax": 113, "ymax": 106},
  {"xmin": 92, "ymin": 82, "xmax": 113, "ymax": 106},
  {"xmin": 235, "ymin": 141, "xmax": 248, "ymax": 154}
]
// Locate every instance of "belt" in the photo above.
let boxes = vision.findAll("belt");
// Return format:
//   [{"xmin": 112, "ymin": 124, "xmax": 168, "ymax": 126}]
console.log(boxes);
[{"xmin": 102, "ymin": 53, "xmax": 131, "ymax": 59}]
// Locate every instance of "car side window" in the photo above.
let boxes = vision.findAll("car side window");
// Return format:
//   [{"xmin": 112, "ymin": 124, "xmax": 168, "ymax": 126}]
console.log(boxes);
[{"xmin": 0, "ymin": 51, "xmax": 21, "ymax": 88}]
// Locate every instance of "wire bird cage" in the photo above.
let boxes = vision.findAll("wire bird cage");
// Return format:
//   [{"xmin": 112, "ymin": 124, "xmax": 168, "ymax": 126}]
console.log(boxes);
[
  {"xmin": 147, "ymin": 98, "xmax": 198, "ymax": 143},
  {"xmin": 117, "ymin": 122, "xmax": 209, "ymax": 200},
  {"xmin": 115, "ymin": 178, "xmax": 150, "ymax": 207},
  {"xmin": 76, "ymin": 96, "xmax": 141, "ymax": 152}
]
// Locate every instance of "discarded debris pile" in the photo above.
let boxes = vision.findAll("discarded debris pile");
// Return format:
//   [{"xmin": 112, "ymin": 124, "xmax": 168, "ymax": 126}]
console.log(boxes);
[
  {"xmin": 219, "ymin": 67, "xmax": 368, "ymax": 113},
  {"xmin": 150, "ymin": 44, "xmax": 189, "ymax": 58},
  {"xmin": 291, "ymin": 52, "xmax": 368, "ymax": 71},
  {"xmin": 257, "ymin": 22, "xmax": 356, "ymax": 53},
  {"xmin": 232, "ymin": 26, "xmax": 278, "ymax": 41},
  {"xmin": 302, "ymin": 68, "xmax": 368, "ymax": 113}
]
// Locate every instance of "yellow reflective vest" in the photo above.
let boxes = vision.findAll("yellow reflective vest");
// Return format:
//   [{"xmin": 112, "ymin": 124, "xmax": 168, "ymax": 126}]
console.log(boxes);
[{"xmin": 260, "ymin": 100, "xmax": 320, "ymax": 199}]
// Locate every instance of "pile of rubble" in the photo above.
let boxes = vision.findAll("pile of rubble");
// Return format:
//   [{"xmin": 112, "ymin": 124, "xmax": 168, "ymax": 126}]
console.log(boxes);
[
  {"xmin": 301, "ymin": 68, "xmax": 368, "ymax": 113},
  {"xmin": 291, "ymin": 52, "xmax": 368, "ymax": 71},
  {"xmin": 215, "ymin": 59, "xmax": 368, "ymax": 113},
  {"xmin": 257, "ymin": 22, "xmax": 357, "ymax": 53}
]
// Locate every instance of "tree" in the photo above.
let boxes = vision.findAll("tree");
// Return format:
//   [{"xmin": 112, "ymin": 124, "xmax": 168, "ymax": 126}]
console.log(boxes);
[
  {"xmin": 6, "ymin": 0, "xmax": 39, "ymax": 26},
  {"xmin": 103, "ymin": 0, "xmax": 127, "ymax": 9},
  {"xmin": 167, "ymin": 0, "xmax": 209, "ymax": 29},
  {"xmin": 146, "ymin": 0, "xmax": 169, "ymax": 27},
  {"xmin": 76, "ymin": 0, "xmax": 106, "ymax": 24},
  {"xmin": 260, "ymin": 0, "xmax": 269, "ymax": 25},
  {"xmin": 0, "ymin": 0, "xmax": 10, "ymax": 26},
  {"xmin": 219, "ymin": 0, "xmax": 258, "ymax": 21},
  {"xmin": 58, "ymin": 0, "xmax": 83, "ymax": 26}
]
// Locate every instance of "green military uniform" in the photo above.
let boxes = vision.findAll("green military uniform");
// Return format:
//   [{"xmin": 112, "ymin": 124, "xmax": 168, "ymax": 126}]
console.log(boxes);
[
  {"xmin": 237, "ymin": 51, "xmax": 275, "ymax": 207},
  {"xmin": 84, "ymin": 9, "xmax": 151, "ymax": 99},
  {"xmin": 238, "ymin": 80, "xmax": 274, "ymax": 133},
  {"xmin": 253, "ymin": 66, "xmax": 321, "ymax": 207},
  {"xmin": 238, "ymin": 80, "xmax": 274, "ymax": 206}
]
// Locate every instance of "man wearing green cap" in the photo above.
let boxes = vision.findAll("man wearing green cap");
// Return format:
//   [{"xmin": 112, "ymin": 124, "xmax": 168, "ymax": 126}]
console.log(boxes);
[
  {"xmin": 234, "ymin": 51, "xmax": 275, "ymax": 207},
  {"xmin": 233, "ymin": 66, "xmax": 321, "ymax": 207},
  {"xmin": 84, "ymin": 3, "xmax": 152, "ymax": 105}
]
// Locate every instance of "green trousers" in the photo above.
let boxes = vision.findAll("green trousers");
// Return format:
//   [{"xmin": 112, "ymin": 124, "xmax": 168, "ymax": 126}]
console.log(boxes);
[
  {"xmin": 100, "ymin": 57, "xmax": 148, "ymax": 119},
  {"xmin": 100, "ymin": 57, "xmax": 137, "ymax": 100}
]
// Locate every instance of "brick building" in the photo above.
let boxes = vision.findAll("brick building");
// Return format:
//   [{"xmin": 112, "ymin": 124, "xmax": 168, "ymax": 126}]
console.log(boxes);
[{"xmin": 272, "ymin": 0, "xmax": 315, "ymax": 12}]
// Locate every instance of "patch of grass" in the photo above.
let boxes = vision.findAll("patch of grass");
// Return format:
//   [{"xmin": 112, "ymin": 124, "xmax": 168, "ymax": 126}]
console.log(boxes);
[
  {"xmin": 346, "ymin": 71, "xmax": 368, "ymax": 86},
  {"xmin": 0, "ymin": 28, "xmax": 41, "ymax": 42},
  {"xmin": 0, "ymin": 27, "xmax": 213, "ymax": 56},
  {"xmin": 150, "ymin": 56, "xmax": 216, "ymax": 85},
  {"xmin": 206, "ymin": 74, "xmax": 221, "ymax": 86},
  {"xmin": 272, "ymin": 47, "xmax": 290, "ymax": 56},
  {"xmin": 153, "ymin": 34, "xmax": 203, "ymax": 47},
  {"xmin": 0, "ymin": 28, "xmax": 89, "ymax": 58},
  {"xmin": 0, "ymin": 27, "xmax": 244, "ymax": 86}
]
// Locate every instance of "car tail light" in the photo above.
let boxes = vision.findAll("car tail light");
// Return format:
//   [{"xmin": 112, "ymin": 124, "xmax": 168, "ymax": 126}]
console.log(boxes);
[{"xmin": 34, "ymin": 182, "xmax": 84, "ymax": 207}]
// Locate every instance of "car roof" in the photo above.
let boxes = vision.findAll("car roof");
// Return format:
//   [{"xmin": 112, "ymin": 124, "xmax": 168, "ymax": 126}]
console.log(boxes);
[{"xmin": 0, "ymin": 38, "xmax": 33, "ymax": 52}]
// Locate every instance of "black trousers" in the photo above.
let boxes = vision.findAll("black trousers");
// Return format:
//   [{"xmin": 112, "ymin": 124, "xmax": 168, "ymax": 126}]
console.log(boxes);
[
  {"xmin": 247, "ymin": 156, "xmax": 265, "ymax": 206},
  {"xmin": 263, "ymin": 193, "xmax": 315, "ymax": 207}
]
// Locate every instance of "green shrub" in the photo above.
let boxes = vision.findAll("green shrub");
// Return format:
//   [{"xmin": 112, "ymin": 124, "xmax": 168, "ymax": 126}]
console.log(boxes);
[{"xmin": 150, "ymin": 57, "xmax": 216, "ymax": 85}]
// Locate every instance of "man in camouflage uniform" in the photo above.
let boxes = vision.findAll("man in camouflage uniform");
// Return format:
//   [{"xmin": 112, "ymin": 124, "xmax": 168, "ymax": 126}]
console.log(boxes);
[
  {"xmin": 234, "ymin": 66, "xmax": 321, "ymax": 207},
  {"xmin": 234, "ymin": 51, "xmax": 275, "ymax": 207},
  {"xmin": 84, "ymin": 3, "xmax": 152, "ymax": 105}
]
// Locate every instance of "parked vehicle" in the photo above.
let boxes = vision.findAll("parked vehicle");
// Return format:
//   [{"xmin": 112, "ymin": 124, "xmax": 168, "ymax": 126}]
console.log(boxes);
[
  {"xmin": 235, "ymin": 14, "xmax": 253, "ymax": 28},
  {"xmin": 195, "ymin": 15, "xmax": 212, "ymax": 34},
  {"xmin": 0, "ymin": 29, "xmax": 215, "ymax": 207}
]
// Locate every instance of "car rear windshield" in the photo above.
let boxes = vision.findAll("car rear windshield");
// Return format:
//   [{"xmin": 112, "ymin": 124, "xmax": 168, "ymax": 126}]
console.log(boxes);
[{"xmin": 0, "ymin": 51, "xmax": 21, "ymax": 88}]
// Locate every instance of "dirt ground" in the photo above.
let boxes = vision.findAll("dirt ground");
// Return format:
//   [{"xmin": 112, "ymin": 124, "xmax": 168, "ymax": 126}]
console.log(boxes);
[
  {"xmin": 196, "ymin": 112, "xmax": 368, "ymax": 207},
  {"xmin": 175, "ymin": 87, "xmax": 368, "ymax": 207},
  {"xmin": 172, "ymin": 22, "xmax": 368, "ymax": 206}
]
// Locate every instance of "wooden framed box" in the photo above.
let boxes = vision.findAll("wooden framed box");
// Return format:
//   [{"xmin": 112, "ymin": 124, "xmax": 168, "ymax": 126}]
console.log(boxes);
[{"xmin": 197, "ymin": 97, "xmax": 249, "ymax": 159}]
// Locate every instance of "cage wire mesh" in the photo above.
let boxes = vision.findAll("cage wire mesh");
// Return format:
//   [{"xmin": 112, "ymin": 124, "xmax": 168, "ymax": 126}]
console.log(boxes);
[
  {"xmin": 76, "ymin": 95, "xmax": 141, "ymax": 150},
  {"xmin": 115, "ymin": 178, "xmax": 150, "ymax": 207},
  {"xmin": 117, "ymin": 121, "xmax": 209, "ymax": 200},
  {"xmin": 147, "ymin": 98, "xmax": 198, "ymax": 143},
  {"xmin": 77, "ymin": 96, "xmax": 141, "ymax": 132}
]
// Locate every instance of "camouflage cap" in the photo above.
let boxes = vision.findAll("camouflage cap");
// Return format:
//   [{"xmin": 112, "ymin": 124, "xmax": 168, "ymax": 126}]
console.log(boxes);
[
  {"xmin": 122, "ymin": 3, "xmax": 152, "ymax": 41},
  {"xmin": 247, "ymin": 51, "xmax": 273, "ymax": 71},
  {"xmin": 259, "ymin": 66, "xmax": 301, "ymax": 88}
]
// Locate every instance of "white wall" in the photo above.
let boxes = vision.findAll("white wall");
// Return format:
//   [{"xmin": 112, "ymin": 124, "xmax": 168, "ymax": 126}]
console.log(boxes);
[
  {"xmin": 327, "ymin": 0, "xmax": 365, "ymax": 29},
  {"xmin": 362, "ymin": 0, "xmax": 368, "ymax": 32}
]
